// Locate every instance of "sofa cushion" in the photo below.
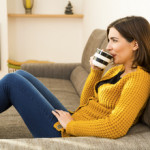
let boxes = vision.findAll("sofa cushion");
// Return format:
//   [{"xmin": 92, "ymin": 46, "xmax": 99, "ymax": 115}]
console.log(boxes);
[
  {"xmin": 0, "ymin": 123, "xmax": 150, "ymax": 149},
  {"xmin": 70, "ymin": 65, "xmax": 89, "ymax": 97},
  {"xmin": 141, "ymin": 97, "xmax": 150, "ymax": 127},
  {"xmin": 38, "ymin": 77, "xmax": 80, "ymax": 111},
  {"xmin": 0, "ymin": 106, "xmax": 32, "ymax": 139}
]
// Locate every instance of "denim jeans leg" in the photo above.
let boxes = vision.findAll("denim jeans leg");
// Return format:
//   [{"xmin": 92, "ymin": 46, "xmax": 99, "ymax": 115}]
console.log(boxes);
[
  {"xmin": 15, "ymin": 70, "xmax": 68, "ymax": 112},
  {"xmin": 0, "ymin": 73, "xmax": 62, "ymax": 138}
]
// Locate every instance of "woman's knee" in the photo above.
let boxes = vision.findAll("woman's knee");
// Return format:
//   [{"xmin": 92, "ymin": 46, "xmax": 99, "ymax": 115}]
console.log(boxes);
[
  {"xmin": 3, "ymin": 73, "xmax": 17, "ymax": 80},
  {"xmin": 15, "ymin": 70, "xmax": 27, "ymax": 75},
  {"xmin": 15, "ymin": 70, "xmax": 34, "ymax": 81},
  {"xmin": 2, "ymin": 73, "xmax": 23, "ymax": 85}
]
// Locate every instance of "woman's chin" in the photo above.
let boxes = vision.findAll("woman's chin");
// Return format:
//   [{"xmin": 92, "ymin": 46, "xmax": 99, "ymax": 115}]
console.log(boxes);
[
  {"xmin": 113, "ymin": 60, "xmax": 118, "ymax": 64},
  {"xmin": 113, "ymin": 61, "xmax": 121, "ymax": 65}
]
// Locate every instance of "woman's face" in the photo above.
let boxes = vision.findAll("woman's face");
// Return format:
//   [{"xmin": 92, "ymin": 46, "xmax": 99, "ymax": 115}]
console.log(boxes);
[{"xmin": 106, "ymin": 27, "xmax": 137, "ymax": 66}]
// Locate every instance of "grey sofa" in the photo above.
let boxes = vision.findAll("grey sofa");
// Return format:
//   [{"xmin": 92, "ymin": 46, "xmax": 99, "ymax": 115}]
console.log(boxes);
[{"xmin": 0, "ymin": 29, "xmax": 150, "ymax": 150}]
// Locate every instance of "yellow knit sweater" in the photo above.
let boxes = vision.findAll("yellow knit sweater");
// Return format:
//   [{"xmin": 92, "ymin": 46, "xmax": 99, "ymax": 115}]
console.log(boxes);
[{"xmin": 54, "ymin": 65, "xmax": 150, "ymax": 139}]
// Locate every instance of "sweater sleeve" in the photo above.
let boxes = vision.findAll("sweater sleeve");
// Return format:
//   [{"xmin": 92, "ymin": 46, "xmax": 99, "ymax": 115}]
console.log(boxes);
[
  {"xmin": 66, "ymin": 75, "xmax": 150, "ymax": 139},
  {"xmin": 79, "ymin": 68, "xmax": 103, "ymax": 106}
]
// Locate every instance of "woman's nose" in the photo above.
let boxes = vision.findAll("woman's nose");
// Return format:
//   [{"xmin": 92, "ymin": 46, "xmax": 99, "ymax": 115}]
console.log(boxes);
[{"xmin": 106, "ymin": 42, "xmax": 112, "ymax": 51}]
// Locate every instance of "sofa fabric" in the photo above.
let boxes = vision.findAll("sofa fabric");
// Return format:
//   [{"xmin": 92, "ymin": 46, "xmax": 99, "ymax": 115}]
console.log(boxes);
[
  {"xmin": 20, "ymin": 63, "xmax": 80, "ymax": 79},
  {"xmin": 37, "ymin": 77, "xmax": 80, "ymax": 111},
  {"xmin": 70, "ymin": 65, "xmax": 89, "ymax": 96},
  {"xmin": 0, "ymin": 107, "xmax": 32, "ymax": 139},
  {"xmin": 0, "ymin": 124, "xmax": 150, "ymax": 150},
  {"xmin": 0, "ymin": 29, "xmax": 149, "ymax": 149},
  {"xmin": 141, "ymin": 97, "xmax": 150, "ymax": 127}
]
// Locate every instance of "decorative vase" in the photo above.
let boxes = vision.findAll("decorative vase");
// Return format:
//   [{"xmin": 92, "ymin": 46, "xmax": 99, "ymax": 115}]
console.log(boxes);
[{"xmin": 23, "ymin": 0, "xmax": 34, "ymax": 14}]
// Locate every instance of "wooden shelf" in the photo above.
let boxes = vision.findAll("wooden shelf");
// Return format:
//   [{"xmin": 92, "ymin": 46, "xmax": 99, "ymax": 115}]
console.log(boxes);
[{"xmin": 8, "ymin": 14, "xmax": 84, "ymax": 18}]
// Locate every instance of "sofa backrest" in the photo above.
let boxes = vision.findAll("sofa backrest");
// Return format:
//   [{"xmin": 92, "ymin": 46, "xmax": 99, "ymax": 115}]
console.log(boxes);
[
  {"xmin": 81, "ymin": 29, "xmax": 108, "ymax": 73},
  {"xmin": 71, "ymin": 29, "xmax": 112, "ymax": 96}
]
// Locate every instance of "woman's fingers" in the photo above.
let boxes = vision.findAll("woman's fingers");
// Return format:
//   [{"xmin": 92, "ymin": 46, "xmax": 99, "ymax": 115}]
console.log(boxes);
[
  {"xmin": 52, "ymin": 110, "xmax": 69, "ymax": 117},
  {"xmin": 52, "ymin": 110, "xmax": 73, "ymax": 129},
  {"xmin": 89, "ymin": 55, "xmax": 101, "ymax": 70},
  {"xmin": 89, "ymin": 56, "xmax": 93, "ymax": 65},
  {"xmin": 55, "ymin": 110, "xmax": 65, "ymax": 115},
  {"xmin": 52, "ymin": 110, "xmax": 60, "ymax": 118}
]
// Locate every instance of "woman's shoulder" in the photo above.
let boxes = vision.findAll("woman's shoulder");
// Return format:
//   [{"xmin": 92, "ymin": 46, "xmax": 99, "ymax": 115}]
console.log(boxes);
[
  {"xmin": 137, "ymin": 66, "xmax": 150, "ymax": 76},
  {"xmin": 125, "ymin": 66, "xmax": 149, "ymax": 78},
  {"xmin": 121, "ymin": 66, "xmax": 150, "ymax": 87},
  {"xmin": 132, "ymin": 66, "xmax": 150, "ymax": 81},
  {"xmin": 103, "ymin": 65, "xmax": 150, "ymax": 81},
  {"xmin": 124, "ymin": 67, "xmax": 150, "ymax": 94}
]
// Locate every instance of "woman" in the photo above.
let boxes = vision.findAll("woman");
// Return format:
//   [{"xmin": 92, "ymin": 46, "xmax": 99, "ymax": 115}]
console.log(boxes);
[{"xmin": 0, "ymin": 16, "xmax": 150, "ymax": 139}]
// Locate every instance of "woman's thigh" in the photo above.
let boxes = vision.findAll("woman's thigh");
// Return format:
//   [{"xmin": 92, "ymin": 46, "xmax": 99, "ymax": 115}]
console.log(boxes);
[{"xmin": 15, "ymin": 70, "xmax": 68, "ymax": 112}]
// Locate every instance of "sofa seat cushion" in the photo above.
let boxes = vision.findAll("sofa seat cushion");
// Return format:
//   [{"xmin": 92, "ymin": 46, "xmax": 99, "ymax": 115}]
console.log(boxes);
[
  {"xmin": 38, "ymin": 77, "xmax": 80, "ymax": 111},
  {"xmin": 0, "ymin": 123, "xmax": 149, "ymax": 149},
  {"xmin": 0, "ymin": 106, "xmax": 32, "ymax": 139}
]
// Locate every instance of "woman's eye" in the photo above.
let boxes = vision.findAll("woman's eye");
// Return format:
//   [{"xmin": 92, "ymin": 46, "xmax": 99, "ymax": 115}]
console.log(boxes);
[{"xmin": 113, "ymin": 39, "xmax": 118, "ymax": 42}]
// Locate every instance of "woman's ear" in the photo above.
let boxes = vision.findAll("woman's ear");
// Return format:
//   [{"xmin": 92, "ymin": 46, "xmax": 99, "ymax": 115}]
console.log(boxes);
[{"xmin": 133, "ymin": 40, "xmax": 139, "ymax": 51}]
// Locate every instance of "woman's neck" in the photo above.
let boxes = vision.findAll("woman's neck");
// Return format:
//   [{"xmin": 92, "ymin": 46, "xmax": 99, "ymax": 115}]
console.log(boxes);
[{"xmin": 121, "ymin": 63, "xmax": 137, "ymax": 77}]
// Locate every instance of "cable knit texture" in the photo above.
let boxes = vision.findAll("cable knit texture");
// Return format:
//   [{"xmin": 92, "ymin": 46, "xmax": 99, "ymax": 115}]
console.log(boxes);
[{"xmin": 54, "ymin": 65, "xmax": 150, "ymax": 139}]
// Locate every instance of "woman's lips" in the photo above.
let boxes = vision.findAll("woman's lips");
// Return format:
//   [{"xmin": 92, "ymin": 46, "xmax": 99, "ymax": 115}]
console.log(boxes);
[{"xmin": 110, "ymin": 54, "xmax": 116, "ymax": 58}]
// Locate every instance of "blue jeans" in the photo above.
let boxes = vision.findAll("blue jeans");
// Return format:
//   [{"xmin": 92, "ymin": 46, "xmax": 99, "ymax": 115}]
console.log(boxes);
[{"xmin": 0, "ymin": 70, "xmax": 68, "ymax": 138}]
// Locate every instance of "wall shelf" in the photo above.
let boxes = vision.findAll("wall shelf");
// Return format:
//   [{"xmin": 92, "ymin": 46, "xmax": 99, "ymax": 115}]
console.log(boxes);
[{"xmin": 8, "ymin": 14, "xmax": 84, "ymax": 18}]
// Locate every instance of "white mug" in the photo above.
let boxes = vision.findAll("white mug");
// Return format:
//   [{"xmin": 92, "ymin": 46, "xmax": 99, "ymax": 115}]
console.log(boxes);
[{"xmin": 92, "ymin": 48, "xmax": 113, "ymax": 69}]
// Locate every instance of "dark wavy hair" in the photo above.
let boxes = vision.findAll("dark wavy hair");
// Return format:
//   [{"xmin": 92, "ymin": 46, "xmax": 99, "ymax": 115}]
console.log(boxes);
[{"xmin": 107, "ymin": 16, "xmax": 150, "ymax": 73}]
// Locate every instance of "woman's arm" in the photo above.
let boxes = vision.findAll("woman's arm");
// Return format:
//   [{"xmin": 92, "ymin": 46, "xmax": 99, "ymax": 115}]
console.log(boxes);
[
  {"xmin": 79, "ymin": 68, "xmax": 103, "ymax": 106},
  {"xmin": 66, "ymin": 76, "xmax": 150, "ymax": 139}
]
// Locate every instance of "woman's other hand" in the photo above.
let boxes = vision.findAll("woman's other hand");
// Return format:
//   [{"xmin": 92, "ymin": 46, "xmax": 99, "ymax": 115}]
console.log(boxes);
[{"xmin": 52, "ymin": 110, "xmax": 73, "ymax": 129}]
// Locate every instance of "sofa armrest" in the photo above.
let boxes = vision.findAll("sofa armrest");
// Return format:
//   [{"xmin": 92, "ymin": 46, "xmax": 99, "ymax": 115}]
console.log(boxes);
[{"xmin": 21, "ymin": 63, "xmax": 80, "ymax": 79}]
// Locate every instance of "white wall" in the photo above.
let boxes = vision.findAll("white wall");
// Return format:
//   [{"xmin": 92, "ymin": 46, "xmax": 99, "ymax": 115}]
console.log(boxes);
[
  {"xmin": 83, "ymin": 0, "xmax": 150, "ymax": 45},
  {"xmin": 7, "ymin": 0, "xmax": 84, "ymax": 63},
  {"xmin": 1, "ymin": 0, "xmax": 150, "ymax": 77},
  {"xmin": 0, "ymin": 0, "xmax": 9, "ymax": 78}
]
